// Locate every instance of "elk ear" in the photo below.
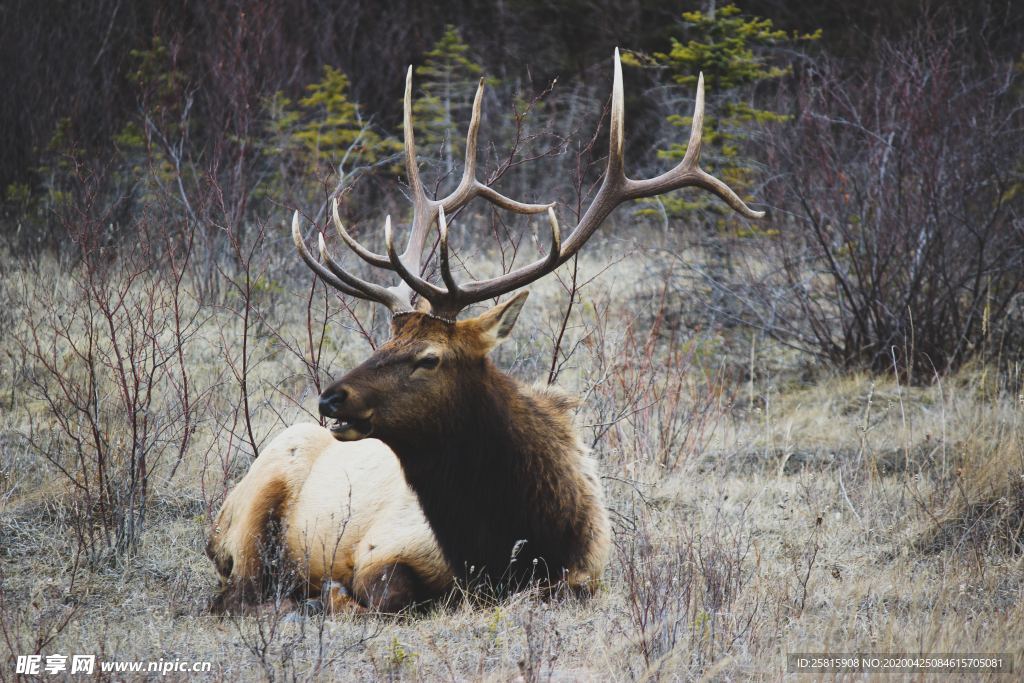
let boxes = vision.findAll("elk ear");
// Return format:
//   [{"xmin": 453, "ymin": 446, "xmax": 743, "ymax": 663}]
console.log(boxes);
[{"xmin": 475, "ymin": 291, "xmax": 529, "ymax": 352}]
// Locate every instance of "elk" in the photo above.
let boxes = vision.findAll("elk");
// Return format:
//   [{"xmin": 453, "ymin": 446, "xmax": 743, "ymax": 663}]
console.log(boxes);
[{"xmin": 210, "ymin": 49, "xmax": 762, "ymax": 610}]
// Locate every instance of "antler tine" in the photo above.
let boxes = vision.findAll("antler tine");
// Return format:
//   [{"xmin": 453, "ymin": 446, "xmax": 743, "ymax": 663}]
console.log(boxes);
[
  {"xmin": 680, "ymin": 71, "xmax": 705, "ymax": 170},
  {"xmin": 402, "ymin": 66, "xmax": 425, "ymax": 205},
  {"xmin": 291, "ymin": 211, "xmax": 408, "ymax": 310},
  {"xmin": 438, "ymin": 76, "xmax": 552, "ymax": 216},
  {"xmin": 317, "ymin": 231, "xmax": 409, "ymax": 311},
  {"xmin": 608, "ymin": 46, "xmax": 626, "ymax": 177},
  {"xmin": 552, "ymin": 48, "xmax": 630, "ymax": 262},
  {"xmin": 396, "ymin": 66, "xmax": 435, "ymax": 272},
  {"xmin": 437, "ymin": 206, "xmax": 460, "ymax": 295},
  {"xmin": 435, "ymin": 203, "xmax": 562, "ymax": 303},
  {"xmin": 469, "ymin": 186, "xmax": 553, "ymax": 214},
  {"xmin": 292, "ymin": 212, "xmax": 362, "ymax": 298},
  {"xmin": 385, "ymin": 215, "xmax": 446, "ymax": 301},
  {"xmin": 331, "ymin": 199, "xmax": 393, "ymax": 270},
  {"xmin": 460, "ymin": 80, "xmax": 483, "ymax": 197}
]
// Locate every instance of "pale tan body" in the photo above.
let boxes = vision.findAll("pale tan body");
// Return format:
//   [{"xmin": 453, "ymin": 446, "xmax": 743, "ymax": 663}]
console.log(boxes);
[{"xmin": 207, "ymin": 423, "xmax": 451, "ymax": 610}]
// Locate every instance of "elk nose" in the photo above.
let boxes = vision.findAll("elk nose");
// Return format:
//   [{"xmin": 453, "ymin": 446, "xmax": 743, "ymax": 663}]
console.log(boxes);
[{"xmin": 318, "ymin": 387, "xmax": 349, "ymax": 417}]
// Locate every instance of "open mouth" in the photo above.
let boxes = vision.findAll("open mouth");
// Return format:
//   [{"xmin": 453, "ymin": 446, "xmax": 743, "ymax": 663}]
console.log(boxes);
[{"xmin": 328, "ymin": 416, "xmax": 373, "ymax": 441}]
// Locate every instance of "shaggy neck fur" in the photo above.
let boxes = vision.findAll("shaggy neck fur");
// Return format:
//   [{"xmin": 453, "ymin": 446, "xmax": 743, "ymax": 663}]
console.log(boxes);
[{"xmin": 384, "ymin": 359, "xmax": 607, "ymax": 592}]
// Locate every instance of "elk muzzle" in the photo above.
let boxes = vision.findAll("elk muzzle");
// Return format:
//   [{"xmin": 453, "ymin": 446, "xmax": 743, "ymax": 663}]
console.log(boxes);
[{"xmin": 319, "ymin": 384, "xmax": 374, "ymax": 441}]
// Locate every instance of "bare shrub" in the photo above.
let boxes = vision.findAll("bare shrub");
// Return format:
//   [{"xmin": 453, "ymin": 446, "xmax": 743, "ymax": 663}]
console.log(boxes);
[
  {"xmin": 743, "ymin": 25, "xmax": 1024, "ymax": 377},
  {"xmin": 0, "ymin": 584, "xmax": 79, "ymax": 673},
  {"xmin": 229, "ymin": 591, "xmax": 384, "ymax": 681},
  {"xmin": 581, "ymin": 291, "xmax": 726, "ymax": 473},
  {"xmin": 229, "ymin": 598, "xmax": 302, "ymax": 682},
  {"xmin": 614, "ymin": 502, "xmax": 764, "ymax": 678},
  {"xmin": 13, "ymin": 177, "xmax": 203, "ymax": 560}
]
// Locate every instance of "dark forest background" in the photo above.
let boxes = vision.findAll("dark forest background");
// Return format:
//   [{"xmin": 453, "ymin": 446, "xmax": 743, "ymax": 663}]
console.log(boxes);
[
  {"xmin": 2, "ymin": 0, "xmax": 1023, "ymax": 376},
  {"xmin": 2, "ymin": 0, "xmax": 1022, "ymax": 193}
]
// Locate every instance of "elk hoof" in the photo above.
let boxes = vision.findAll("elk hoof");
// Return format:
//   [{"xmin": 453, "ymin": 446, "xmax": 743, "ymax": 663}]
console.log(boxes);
[{"xmin": 323, "ymin": 580, "xmax": 364, "ymax": 614}]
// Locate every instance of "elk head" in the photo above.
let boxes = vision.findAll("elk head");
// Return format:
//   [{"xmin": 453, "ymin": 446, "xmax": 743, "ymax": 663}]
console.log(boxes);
[
  {"xmin": 293, "ymin": 49, "xmax": 764, "ymax": 439},
  {"xmin": 317, "ymin": 292, "xmax": 528, "ymax": 443}
]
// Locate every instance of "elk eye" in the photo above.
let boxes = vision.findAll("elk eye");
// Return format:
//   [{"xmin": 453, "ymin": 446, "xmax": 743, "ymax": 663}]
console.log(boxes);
[{"xmin": 414, "ymin": 354, "xmax": 440, "ymax": 371}]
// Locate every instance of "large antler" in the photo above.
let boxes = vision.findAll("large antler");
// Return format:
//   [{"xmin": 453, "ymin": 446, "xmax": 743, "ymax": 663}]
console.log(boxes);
[{"xmin": 293, "ymin": 49, "xmax": 764, "ymax": 319}]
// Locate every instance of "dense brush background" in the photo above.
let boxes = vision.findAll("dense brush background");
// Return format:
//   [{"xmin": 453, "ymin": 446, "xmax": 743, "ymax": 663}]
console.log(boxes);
[{"xmin": 2, "ymin": 0, "xmax": 1024, "ymax": 680}]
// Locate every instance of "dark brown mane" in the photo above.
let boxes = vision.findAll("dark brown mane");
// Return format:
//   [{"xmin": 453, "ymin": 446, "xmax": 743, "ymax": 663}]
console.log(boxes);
[{"xmin": 383, "ymin": 354, "xmax": 604, "ymax": 591}]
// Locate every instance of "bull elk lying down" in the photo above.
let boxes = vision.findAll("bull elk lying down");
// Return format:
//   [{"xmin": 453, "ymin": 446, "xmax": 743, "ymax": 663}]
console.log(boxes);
[{"xmin": 207, "ymin": 50, "xmax": 763, "ymax": 613}]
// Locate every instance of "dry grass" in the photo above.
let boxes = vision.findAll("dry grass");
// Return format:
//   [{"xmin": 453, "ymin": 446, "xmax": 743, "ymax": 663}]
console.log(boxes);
[{"xmin": 2, "ymin": 245, "xmax": 1022, "ymax": 681}]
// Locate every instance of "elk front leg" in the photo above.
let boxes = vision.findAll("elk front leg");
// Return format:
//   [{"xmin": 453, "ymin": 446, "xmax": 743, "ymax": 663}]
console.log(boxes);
[{"xmin": 321, "ymin": 580, "xmax": 366, "ymax": 614}]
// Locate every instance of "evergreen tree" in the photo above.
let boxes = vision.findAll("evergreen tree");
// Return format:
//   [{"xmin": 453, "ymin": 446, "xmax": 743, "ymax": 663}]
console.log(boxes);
[
  {"xmin": 267, "ymin": 65, "xmax": 395, "ymax": 180},
  {"xmin": 262, "ymin": 65, "xmax": 400, "ymax": 206},
  {"xmin": 109, "ymin": 37, "xmax": 189, "ymax": 211},
  {"xmin": 628, "ymin": 3, "xmax": 818, "ymax": 217}
]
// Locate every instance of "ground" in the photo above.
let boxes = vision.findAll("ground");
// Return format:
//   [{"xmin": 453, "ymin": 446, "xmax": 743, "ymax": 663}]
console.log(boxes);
[{"xmin": 1, "ymin": 244, "xmax": 1022, "ymax": 681}]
